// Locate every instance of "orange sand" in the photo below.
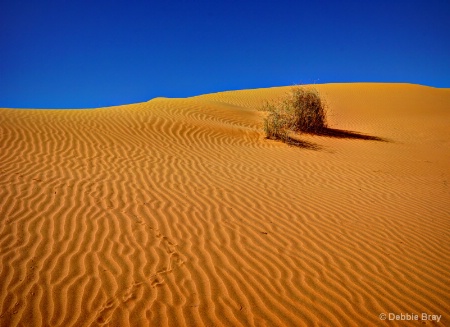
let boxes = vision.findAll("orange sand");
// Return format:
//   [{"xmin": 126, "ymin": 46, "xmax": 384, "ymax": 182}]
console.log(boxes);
[{"xmin": 0, "ymin": 83, "xmax": 449, "ymax": 326}]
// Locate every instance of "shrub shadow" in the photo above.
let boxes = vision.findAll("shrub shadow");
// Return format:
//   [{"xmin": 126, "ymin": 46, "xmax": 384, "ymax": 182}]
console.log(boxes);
[
  {"xmin": 266, "ymin": 136, "xmax": 322, "ymax": 150},
  {"xmin": 315, "ymin": 127, "xmax": 388, "ymax": 142},
  {"xmin": 275, "ymin": 127, "xmax": 388, "ymax": 150},
  {"xmin": 267, "ymin": 127, "xmax": 387, "ymax": 150},
  {"xmin": 285, "ymin": 137, "xmax": 322, "ymax": 150}
]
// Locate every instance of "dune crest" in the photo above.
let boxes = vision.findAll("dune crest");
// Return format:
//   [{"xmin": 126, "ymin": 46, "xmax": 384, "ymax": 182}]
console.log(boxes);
[{"xmin": 1, "ymin": 83, "xmax": 449, "ymax": 326}]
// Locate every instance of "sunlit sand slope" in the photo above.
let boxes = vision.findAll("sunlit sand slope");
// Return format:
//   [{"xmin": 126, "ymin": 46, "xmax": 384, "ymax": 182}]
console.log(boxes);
[{"xmin": 0, "ymin": 83, "xmax": 449, "ymax": 326}]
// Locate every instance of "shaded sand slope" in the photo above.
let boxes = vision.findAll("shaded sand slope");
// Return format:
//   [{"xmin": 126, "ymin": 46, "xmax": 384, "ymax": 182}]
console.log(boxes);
[{"xmin": 0, "ymin": 83, "xmax": 449, "ymax": 326}]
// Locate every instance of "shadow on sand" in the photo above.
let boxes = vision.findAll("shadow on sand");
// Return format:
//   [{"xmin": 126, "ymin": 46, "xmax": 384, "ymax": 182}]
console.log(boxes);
[
  {"xmin": 279, "ymin": 127, "xmax": 388, "ymax": 150},
  {"xmin": 315, "ymin": 127, "xmax": 388, "ymax": 142},
  {"xmin": 284, "ymin": 137, "xmax": 322, "ymax": 150}
]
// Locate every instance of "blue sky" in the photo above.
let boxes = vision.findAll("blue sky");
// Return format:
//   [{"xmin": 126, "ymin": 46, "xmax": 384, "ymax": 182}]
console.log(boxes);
[{"xmin": 1, "ymin": 0, "xmax": 449, "ymax": 108}]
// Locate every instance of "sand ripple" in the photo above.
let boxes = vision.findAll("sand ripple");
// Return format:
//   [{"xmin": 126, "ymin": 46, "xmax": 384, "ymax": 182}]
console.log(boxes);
[{"xmin": 0, "ymin": 83, "xmax": 449, "ymax": 326}]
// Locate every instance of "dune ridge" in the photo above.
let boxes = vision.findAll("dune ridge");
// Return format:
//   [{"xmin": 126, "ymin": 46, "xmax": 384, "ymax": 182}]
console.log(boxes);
[{"xmin": 0, "ymin": 83, "xmax": 449, "ymax": 326}]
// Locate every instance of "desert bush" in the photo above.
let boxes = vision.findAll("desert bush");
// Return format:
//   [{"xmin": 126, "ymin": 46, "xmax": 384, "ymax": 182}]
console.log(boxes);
[{"xmin": 261, "ymin": 87, "xmax": 327, "ymax": 143}]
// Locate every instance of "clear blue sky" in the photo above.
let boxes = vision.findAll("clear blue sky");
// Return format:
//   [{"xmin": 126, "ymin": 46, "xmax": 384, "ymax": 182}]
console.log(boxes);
[{"xmin": 1, "ymin": 0, "xmax": 449, "ymax": 108}]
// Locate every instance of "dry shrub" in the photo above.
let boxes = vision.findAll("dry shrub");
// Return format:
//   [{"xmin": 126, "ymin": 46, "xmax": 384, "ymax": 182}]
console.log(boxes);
[{"xmin": 262, "ymin": 87, "xmax": 327, "ymax": 143}]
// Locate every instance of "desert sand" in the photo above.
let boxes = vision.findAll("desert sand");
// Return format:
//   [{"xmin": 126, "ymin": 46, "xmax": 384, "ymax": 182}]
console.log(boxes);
[{"xmin": 0, "ymin": 83, "xmax": 449, "ymax": 326}]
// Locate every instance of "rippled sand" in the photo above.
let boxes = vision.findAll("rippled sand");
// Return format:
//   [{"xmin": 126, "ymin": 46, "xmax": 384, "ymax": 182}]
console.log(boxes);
[{"xmin": 1, "ymin": 83, "xmax": 449, "ymax": 326}]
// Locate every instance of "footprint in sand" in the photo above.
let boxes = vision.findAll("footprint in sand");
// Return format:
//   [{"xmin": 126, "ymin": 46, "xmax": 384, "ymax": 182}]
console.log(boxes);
[
  {"xmin": 96, "ymin": 281, "xmax": 146, "ymax": 324},
  {"xmin": 150, "ymin": 276, "xmax": 165, "ymax": 288},
  {"xmin": 96, "ymin": 299, "xmax": 118, "ymax": 325},
  {"xmin": 121, "ymin": 282, "xmax": 143, "ymax": 303}
]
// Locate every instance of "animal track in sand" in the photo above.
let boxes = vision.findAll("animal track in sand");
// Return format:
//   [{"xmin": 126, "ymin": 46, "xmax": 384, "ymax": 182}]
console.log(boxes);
[
  {"xmin": 94, "ymin": 225, "xmax": 186, "ymax": 325},
  {"xmin": 96, "ymin": 298, "xmax": 117, "ymax": 325},
  {"xmin": 95, "ymin": 281, "xmax": 144, "ymax": 325},
  {"xmin": 121, "ymin": 281, "xmax": 143, "ymax": 303},
  {"xmin": 150, "ymin": 276, "xmax": 165, "ymax": 288}
]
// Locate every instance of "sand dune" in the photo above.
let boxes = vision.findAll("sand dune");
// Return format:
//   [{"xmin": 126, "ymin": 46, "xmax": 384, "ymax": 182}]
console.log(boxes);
[{"xmin": 0, "ymin": 83, "xmax": 449, "ymax": 326}]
